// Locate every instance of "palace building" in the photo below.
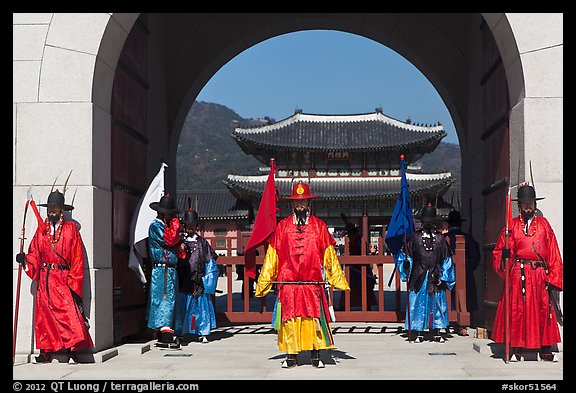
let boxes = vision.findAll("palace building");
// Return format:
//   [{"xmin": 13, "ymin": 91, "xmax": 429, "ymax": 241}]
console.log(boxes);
[
  {"xmin": 177, "ymin": 109, "xmax": 454, "ymax": 255},
  {"xmin": 222, "ymin": 109, "xmax": 454, "ymax": 246}
]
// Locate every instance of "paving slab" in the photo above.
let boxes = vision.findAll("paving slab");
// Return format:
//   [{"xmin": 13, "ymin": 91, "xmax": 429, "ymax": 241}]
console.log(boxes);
[{"xmin": 12, "ymin": 322, "xmax": 564, "ymax": 385}]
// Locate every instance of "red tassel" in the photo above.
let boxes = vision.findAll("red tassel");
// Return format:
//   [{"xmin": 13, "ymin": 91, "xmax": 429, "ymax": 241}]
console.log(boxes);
[{"xmin": 190, "ymin": 315, "xmax": 196, "ymax": 331}]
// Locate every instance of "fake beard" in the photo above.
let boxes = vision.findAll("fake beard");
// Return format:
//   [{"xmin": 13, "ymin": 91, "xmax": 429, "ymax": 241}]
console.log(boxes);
[
  {"xmin": 294, "ymin": 208, "xmax": 308, "ymax": 227},
  {"xmin": 521, "ymin": 209, "xmax": 535, "ymax": 221},
  {"xmin": 422, "ymin": 219, "xmax": 434, "ymax": 233},
  {"xmin": 48, "ymin": 214, "xmax": 60, "ymax": 226}
]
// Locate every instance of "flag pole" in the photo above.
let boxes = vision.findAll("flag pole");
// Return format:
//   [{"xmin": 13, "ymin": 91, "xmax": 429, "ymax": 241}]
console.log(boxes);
[
  {"xmin": 244, "ymin": 157, "xmax": 278, "ymax": 280},
  {"xmin": 383, "ymin": 154, "xmax": 414, "ymax": 340}
]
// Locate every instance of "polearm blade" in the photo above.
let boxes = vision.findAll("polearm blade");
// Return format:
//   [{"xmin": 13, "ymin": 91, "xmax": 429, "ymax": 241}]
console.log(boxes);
[
  {"xmin": 70, "ymin": 187, "xmax": 78, "ymax": 207},
  {"xmin": 18, "ymin": 185, "xmax": 34, "ymax": 252},
  {"xmin": 19, "ymin": 185, "xmax": 33, "ymax": 245},
  {"xmin": 26, "ymin": 184, "xmax": 33, "ymax": 202}
]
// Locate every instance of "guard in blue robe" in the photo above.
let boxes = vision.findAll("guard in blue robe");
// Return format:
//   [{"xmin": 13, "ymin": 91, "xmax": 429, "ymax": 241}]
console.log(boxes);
[
  {"xmin": 174, "ymin": 209, "xmax": 219, "ymax": 342},
  {"xmin": 394, "ymin": 204, "xmax": 455, "ymax": 343},
  {"xmin": 146, "ymin": 195, "xmax": 182, "ymax": 348}
]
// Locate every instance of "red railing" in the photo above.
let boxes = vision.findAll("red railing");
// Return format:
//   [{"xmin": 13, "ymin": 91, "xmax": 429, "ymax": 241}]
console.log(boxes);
[{"xmin": 209, "ymin": 235, "xmax": 469, "ymax": 326}]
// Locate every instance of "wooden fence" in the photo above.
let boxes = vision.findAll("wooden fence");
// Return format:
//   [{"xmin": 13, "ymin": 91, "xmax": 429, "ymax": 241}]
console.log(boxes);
[{"xmin": 208, "ymin": 235, "xmax": 469, "ymax": 327}]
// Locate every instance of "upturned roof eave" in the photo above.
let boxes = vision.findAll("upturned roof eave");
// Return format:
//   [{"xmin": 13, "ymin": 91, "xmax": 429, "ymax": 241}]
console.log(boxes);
[
  {"xmin": 233, "ymin": 131, "xmax": 446, "ymax": 153},
  {"xmin": 223, "ymin": 176, "xmax": 453, "ymax": 201}
]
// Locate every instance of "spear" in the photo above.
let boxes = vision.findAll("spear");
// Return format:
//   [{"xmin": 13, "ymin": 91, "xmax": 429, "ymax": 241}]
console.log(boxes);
[
  {"xmin": 503, "ymin": 164, "xmax": 520, "ymax": 364},
  {"xmin": 503, "ymin": 185, "xmax": 512, "ymax": 363},
  {"xmin": 13, "ymin": 185, "xmax": 33, "ymax": 364}
]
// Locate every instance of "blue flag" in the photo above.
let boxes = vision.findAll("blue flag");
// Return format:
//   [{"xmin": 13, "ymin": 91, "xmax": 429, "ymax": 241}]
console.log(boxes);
[{"xmin": 385, "ymin": 158, "xmax": 414, "ymax": 255}]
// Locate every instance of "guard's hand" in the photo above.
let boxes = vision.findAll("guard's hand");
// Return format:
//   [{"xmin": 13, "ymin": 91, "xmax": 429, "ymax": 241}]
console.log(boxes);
[
  {"xmin": 169, "ymin": 217, "xmax": 180, "ymax": 230},
  {"xmin": 436, "ymin": 280, "xmax": 448, "ymax": 290},
  {"xmin": 16, "ymin": 253, "xmax": 26, "ymax": 266},
  {"xmin": 403, "ymin": 261, "xmax": 410, "ymax": 274}
]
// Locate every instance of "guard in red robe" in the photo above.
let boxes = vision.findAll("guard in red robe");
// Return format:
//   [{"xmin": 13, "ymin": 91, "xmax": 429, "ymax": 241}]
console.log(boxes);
[
  {"xmin": 16, "ymin": 190, "xmax": 93, "ymax": 363},
  {"xmin": 256, "ymin": 181, "xmax": 349, "ymax": 369},
  {"xmin": 491, "ymin": 184, "xmax": 562, "ymax": 362}
]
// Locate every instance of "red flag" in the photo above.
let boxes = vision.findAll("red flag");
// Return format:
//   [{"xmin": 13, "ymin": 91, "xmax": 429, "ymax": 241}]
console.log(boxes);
[
  {"xmin": 29, "ymin": 199, "xmax": 44, "ymax": 231},
  {"xmin": 244, "ymin": 158, "xmax": 278, "ymax": 279}
]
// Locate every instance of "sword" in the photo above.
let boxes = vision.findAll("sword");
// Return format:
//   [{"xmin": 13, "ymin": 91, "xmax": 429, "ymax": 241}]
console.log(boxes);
[
  {"xmin": 266, "ymin": 281, "xmax": 336, "ymax": 322},
  {"xmin": 267, "ymin": 281, "xmax": 328, "ymax": 285},
  {"xmin": 532, "ymin": 242, "xmax": 563, "ymax": 326}
]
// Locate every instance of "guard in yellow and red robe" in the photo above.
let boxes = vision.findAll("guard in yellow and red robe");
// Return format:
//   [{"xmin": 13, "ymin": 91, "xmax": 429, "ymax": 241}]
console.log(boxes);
[
  {"xmin": 15, "ymin": 190, "xmax": 93, "ymax": 363},
  {"xmin": 491, "ymin": 184, "xmax": 563, "ymax": 362},
  {"xmin": 255, "ymin": 181, "xmax": 350, "ymax": 369}
]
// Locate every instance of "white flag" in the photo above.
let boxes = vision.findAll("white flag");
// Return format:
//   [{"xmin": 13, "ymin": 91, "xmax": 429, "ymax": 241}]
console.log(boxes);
[{"xmin": 128, "ymin": 162, "xmax": 167, "ymax": 283}]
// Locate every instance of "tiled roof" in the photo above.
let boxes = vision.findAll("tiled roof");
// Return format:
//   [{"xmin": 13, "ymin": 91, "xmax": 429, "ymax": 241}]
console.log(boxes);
[
  {"xmin": 223, "ymin": 172, "xmax": 453, "ymax": 201},
  {"xmin": 176, "ymin": 190, "xmax": 250, "ymax": 220},
  {"xmin": 232, "ymin": 111, "xmax": 446, "ymax": 152}
]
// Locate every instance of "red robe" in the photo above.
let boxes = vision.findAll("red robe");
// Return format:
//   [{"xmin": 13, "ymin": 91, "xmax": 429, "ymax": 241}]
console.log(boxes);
[
  {"xmin": 491, "ymin": 215, "xmax": 563, "ymax": 348},
  {"xmin": 24, "ymin": 220, "xmax": 93, "ymax": 352},
  {"xmin": 271, "ymin": 215, "xmax": 337, "ymax": 321}
]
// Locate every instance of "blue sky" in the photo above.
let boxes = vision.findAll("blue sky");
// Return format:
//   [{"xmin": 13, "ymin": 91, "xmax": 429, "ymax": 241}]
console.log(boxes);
[{"xmin": 197, "ymin": 30, "xmax": 459, "ymax": 145}]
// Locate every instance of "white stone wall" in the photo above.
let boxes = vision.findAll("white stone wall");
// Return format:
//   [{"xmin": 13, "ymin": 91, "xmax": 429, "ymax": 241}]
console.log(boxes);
[
  {"xmin": 490, "ymin": 13, "xmax": 563, "ymax": 254},
  {"xmin": 12, "ymin": 13, "xmax": 124, "ymax": 357}
]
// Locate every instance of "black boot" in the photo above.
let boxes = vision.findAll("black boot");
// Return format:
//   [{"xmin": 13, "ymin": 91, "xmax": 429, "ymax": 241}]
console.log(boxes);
[
  {"xmin": 34, "ymin": 351, "xmax": 52, "ymax": 364},
  {"xmin": 67, "ymin": 349, "xmax": 81, "ymax": 364},
  {"xmin": 156, "ymin": 328, "xmax": 180, "ymax": 349},
  {"xmin": 311, "ymin": 349, "xmax": 325, "ymax": 368},
  {"xmin": 408, "ymin": 330, "xmax": 421, "ymax": 342},
  {"xmin": 540, "ymin": 346, "xmax": 558, "ymax": 362},
  {"xmin": 414, "ymin": 331, "xmax": 424, "ymax": 343},
  {"xmin": 509, "ymin": 347, "xmax": 522, "ymax": 362},
  {"xmin": 433, "ymin": 328, "xmax": 445, "ymax": 343},
  {"xmin": 159, "ymin": 331, "xmax": 174, "ymax": 344},
  {"xmin": 281, "ymin": 354, "xmax": 297, "ymax": 368}
]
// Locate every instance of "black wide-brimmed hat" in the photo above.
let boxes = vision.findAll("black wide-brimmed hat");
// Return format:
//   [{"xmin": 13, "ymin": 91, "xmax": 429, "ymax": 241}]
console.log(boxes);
[
  {"xmin": 512, "ymin": 184, "xmax": 544, "ymax": 202},
  {"xmin": 418, "ymin": 203, "xmax": 437, "ymax": 220},
  {"xmin": 38, "ymin": 190, "xmax": 74, "ymax": 211},
  {"xmin": 149, "ymin": 195, "xmax": 181, "ymax": 215},
  {"xmin": 181, "ymin": 209, "xmax": 199, "ymax": 226},
  {"xmin": 445, "ymin": 210, "xmax": 466, "ymax": 226}
]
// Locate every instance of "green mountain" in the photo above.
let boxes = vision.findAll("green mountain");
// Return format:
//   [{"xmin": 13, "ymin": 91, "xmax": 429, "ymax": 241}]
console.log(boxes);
[
  {"xmin": 415, "ymin": 141, "xmax": 461, "ymax": 192},
  {"xmin": 176, "ymin": 101, "xmax": 263, "ymax": 191},
  {"xmin": 176, "ymin": 101, "xmax": 461, "ymax": 195}
]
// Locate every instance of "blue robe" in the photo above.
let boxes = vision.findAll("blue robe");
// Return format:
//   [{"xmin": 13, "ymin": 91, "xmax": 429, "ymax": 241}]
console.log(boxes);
[
  {"xmin": 146, "ymin": 218, "xmax": 179, "ymax": 329},
  {"xmin": 174, "ymin": 235, "xmax": 219, "ymax": 336},
  {"xmin": 394, "ymin": 230, "xmax": 455, "ymax": 331}
]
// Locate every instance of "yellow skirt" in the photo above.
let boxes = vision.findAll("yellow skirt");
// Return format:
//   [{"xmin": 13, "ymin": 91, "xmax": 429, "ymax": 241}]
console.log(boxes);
[{"xmin": 277, "ymin": 317, "xmax": 334, "ymax": 354}]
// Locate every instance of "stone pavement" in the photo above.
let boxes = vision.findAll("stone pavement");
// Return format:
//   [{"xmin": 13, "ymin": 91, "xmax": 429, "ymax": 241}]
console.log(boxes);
[{"xmin": 12, "ymin": 323, "xmax": 564, "ymax": 384}]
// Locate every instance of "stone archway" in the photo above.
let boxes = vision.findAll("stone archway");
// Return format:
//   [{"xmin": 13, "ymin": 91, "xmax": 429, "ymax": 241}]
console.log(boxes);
[{"xmin": 13, "ymin": 13, "xmax": 562, "ymax": 357}]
